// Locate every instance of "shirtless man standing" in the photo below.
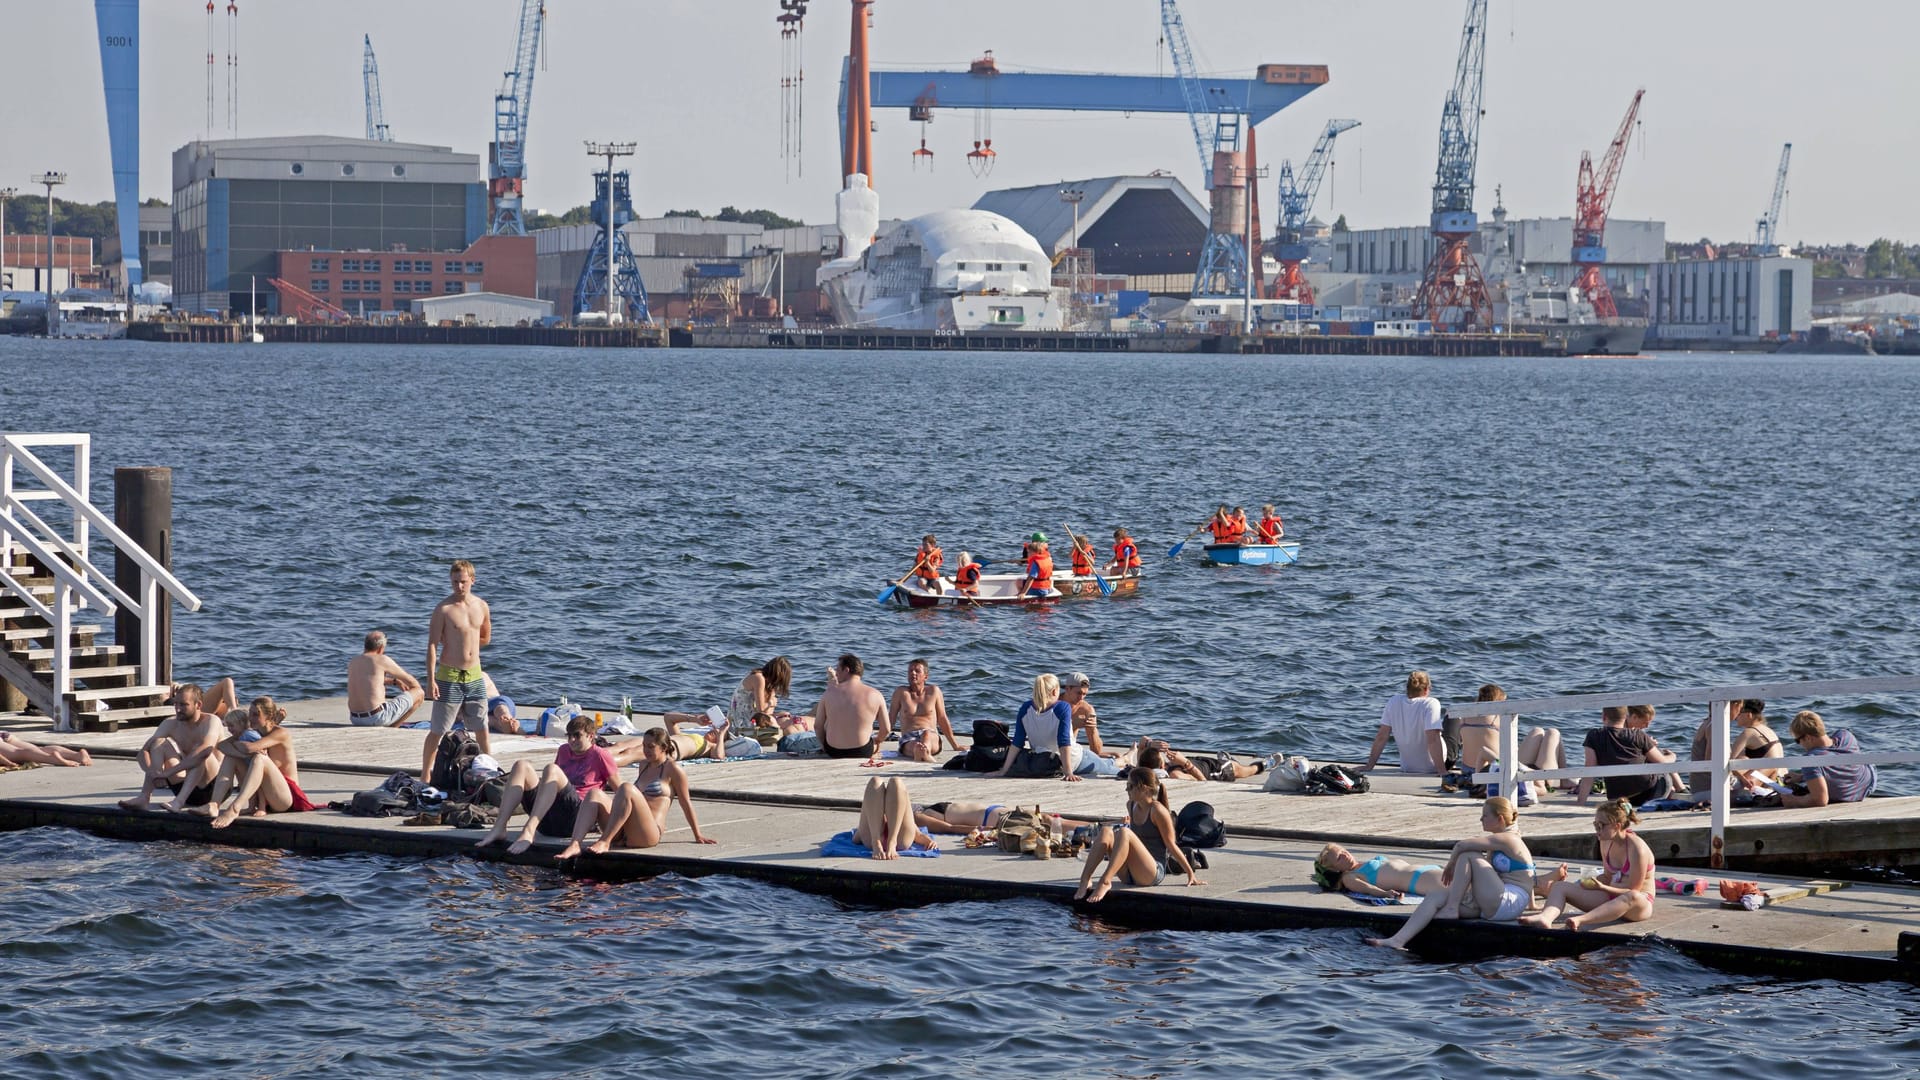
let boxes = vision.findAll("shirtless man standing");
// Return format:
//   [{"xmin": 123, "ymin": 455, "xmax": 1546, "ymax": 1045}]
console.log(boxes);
[
  {"xmin": 347, "ymin": 631, "xmax": 424, "ymax": 727},
  {"xmin": 118, "ymin": 683, "xmax": 224, "ymax": 812},
  {"xmin": 888, "ymin": 658, "xmax": 958, "ymax": 762},
  {"xmin": 816, "ymin": 653, "xmax": 889, "ymax": 760},
  {"xmin": 424, "ymin": 559, "xmax": 493, "ymax": 782}
]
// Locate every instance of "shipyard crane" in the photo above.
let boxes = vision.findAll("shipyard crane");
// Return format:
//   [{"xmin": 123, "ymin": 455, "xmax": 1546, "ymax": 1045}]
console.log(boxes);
[
  {"xmin": 1756, "ymin": 142, "xmax": 1791, "ymax": 249},
  {"xmin": 489, "ymin": 0, "xmax": 546, "ymax": 236},
  {"xmin": 1413, "ymin": 0, "xmax": 1493, "ymax": 331},
  {"xmin": 363, "ymin": 35, "xmax": 392, "ymax": 142},
  {"xmin": 1269, "ymin": 118, "xmax": 1359, "ymax": 304},
  {"xmin": 1570, "ymin": 89, "xmax": 1643, "ymax": 319},
  {"xmin": 1161, "ymin": 0, "xmax": 1250, "ymax": 298}
]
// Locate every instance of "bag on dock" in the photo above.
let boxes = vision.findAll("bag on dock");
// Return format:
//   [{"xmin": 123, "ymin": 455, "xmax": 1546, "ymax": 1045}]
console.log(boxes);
[
  {"xmin": 995, "ymin": 806, "xmax": 1051, "ymax": 854},
  {"xmin": 348, "ymin": 788, "xmax": 417, "ymax": 818},
  {"xmin": 1174, "ymin": 801, "xmax": 1226, "ymax": 850},
  {"xmin": 1302, "ymin": 764, "xmax": 1370, "ymax": 796},
  {"xmin": 1263, "ymin": 755, "xmax": 1313, "ymax": 792},
  {"xmin": 431, "ymin": 730, "xmax": 482, "ymax": 796}
]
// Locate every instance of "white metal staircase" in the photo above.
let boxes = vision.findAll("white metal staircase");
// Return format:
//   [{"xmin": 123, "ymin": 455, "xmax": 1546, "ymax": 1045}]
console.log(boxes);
[{"xmin": 0, "ymin": 434, "xmax": 201, "ymax": 731}]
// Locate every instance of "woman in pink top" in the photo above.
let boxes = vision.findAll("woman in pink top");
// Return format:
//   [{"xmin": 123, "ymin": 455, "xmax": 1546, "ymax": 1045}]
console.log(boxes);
[{"xmin": 476, "ymin": 715, "xmax": 619, "ymax": 856}]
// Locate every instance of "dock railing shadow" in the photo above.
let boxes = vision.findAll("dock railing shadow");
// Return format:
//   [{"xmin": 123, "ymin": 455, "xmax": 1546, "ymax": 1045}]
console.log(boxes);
[{"xmin": 1447, "ymin": 675, "xmax": 1920, "ymax": 868}]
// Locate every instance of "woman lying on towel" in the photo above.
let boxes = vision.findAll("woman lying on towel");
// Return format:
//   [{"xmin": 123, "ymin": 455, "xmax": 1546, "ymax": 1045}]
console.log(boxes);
[
  {"xmin": 853, "ymin": 776, "xmax": 938, "ymax": 859},
  {"xmin": 0, "ymin": 731, "xmax": 92, "ymax": 767},
  {"xmin": 1366, "ymin": 796, "xmax": 1554, "ymax": 950},
  {"xmin": 1312, "ymin": 843, "xmax": 1449, "ymax": 901}
]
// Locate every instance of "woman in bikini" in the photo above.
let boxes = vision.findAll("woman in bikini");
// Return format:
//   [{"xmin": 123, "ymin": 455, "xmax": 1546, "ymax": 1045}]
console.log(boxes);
[
  {"xmin": 0, "ymin": 731, "xmax": 92, "ymax": 767},
  {"xmin": 853, "ymin": 776, "xmax": 937, "ymax": 860},
  {"xmin": 1367, "ymin": 796, "xmax": 1543, "ymax": 949},
  {"xmin": 1729, "ymin": 706, "xmax": 1788, "ymax": 792},
  {"xmin": 1520, "ymin": 798, "xmax": 1656, "ymax": 931},
  {"xmin": 1313, "ymin": 843, "xmax": 1448, "ymax": 900},
  {"xmin": 1075, "ymin": 769, "xmax": 1205, "ymax": 902},
  {"xmin": 587, "ymin": 727, "xmax": 717, "ymax": 854},
  {"xmin": 207, "ymin": 697, "xmax": 319, "ymax": 828}
]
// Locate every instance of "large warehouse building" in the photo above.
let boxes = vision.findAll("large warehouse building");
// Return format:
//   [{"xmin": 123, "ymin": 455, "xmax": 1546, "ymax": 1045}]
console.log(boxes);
[
  {"xmin": 972, "ymin": 174, "xmax": 1209, "ymax": 291},
  {"xmin": 170, "ymin": 135, "xmax": 522, "ymax": 316}
]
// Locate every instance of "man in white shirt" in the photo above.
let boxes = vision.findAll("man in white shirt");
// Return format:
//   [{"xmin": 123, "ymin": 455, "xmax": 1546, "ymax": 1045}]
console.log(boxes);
[{"xmin": 1359, "ymin": 670, "xmax": 1446, "ymax": 775}]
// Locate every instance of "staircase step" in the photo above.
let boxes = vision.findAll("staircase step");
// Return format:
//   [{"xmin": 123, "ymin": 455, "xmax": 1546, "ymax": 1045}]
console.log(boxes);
[
  {"xmin": 69, "ymin": 668, "xmax": 139, "ymax": 689},
  {"xmin": 1, "ymin": 624, "xmax": 100, "ymax": 641},
  {"xmin": 11, "ymin": 645, "xmax": 124, "ymax": 662},
  {"xmin": 65, "ymin": 682, "xmax": 170, "ymax": 704},
  {"xmin": 76, "ymin": 703, "xmax": 173, "ymax": 732}
]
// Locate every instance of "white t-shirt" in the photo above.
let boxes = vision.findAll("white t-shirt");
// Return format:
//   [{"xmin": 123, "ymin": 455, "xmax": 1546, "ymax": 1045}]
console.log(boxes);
[{"xmin": 1380, "ymin": 693, "xmax": 1445, "ymax": 774}]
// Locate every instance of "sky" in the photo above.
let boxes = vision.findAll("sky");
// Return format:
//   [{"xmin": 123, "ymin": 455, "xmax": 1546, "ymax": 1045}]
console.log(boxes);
[{"xmin": 4, "ymin": 0, "xmax": 1915, "ymax": 247}]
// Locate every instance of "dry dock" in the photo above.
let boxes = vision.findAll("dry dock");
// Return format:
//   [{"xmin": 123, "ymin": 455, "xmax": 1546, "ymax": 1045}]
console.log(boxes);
[{"xmin": 4, "ymin": 697, "xmax": 1918, "ymax": 981}]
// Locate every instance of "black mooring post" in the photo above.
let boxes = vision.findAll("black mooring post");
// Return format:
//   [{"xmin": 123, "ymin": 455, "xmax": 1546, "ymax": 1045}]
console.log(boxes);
[{"xmin": 113, "ymin": 467, "xmax": 173, "ymax": 686}]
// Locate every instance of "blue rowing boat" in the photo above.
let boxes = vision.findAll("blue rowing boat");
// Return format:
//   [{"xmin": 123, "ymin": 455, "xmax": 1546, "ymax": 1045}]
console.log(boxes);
[{"xmin": 1201, "ymin": 541, "xmax": 1300, "ymax": 566}]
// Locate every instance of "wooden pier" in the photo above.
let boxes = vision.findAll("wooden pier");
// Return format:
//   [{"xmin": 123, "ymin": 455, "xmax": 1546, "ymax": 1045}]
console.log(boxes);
[
  {"xmin": 127, "ymin": 321, "xmax": 664, "ymax": 348},
  {"xmin": 3, "ymin": 697, "xmax": 1918, "ymax": 981}
]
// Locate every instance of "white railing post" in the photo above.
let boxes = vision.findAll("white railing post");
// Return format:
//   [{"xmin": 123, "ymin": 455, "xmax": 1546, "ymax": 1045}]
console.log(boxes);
[
  {"xmin": 0, "ymin": 444, "xmax": 14, "ymax": 568},
  {"xmin": 51, "ymin": 580, "xmax": 72, "ymax": 732},
  {"xmin": 140, "ymin": 575, "xmax": 159, "ymax": 689},
  {"xmin": 1500, "ymin": 706, "xmax": 1520, "ymax": 809},
  {"xmin": 1708, "ymin": 698, "xmax": 1731, "ymax": 868},
  {"xmin": 72, "ymin": 436, "xmax": 90, "ymax": 565}
]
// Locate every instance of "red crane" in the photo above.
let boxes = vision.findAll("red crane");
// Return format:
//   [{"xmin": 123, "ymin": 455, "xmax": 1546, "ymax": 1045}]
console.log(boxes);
[{"xmin": 1571, "ymin": 88, "xmax": 1644, "ymax": 319}]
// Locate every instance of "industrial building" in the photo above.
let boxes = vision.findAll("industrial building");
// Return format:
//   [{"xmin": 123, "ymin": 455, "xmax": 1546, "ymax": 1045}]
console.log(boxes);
[
  {"xmin": 170, "ymin": 135, "xmax": 501, "ymax": 315},
  {"xmin": 1649, "ymin": 255, "xmax": 1811, "ymax": 341},
  {"xmin": 101, "ymin": 205, "xmax": 172, "ymax": 295},
  {"xmin": 417, "ymin": 291, "xmax": 552, "ymax": 326},
  {"xmin": 972, "ymin": 175, "xmax": 1210, "ymax": 289},
  {"xmin": 0, "ymin": 236, "xmax": 95, "ymax": 296},
  {"xmin": 534, "ymin": 217, "xmax": 837, "ymax": 322}
]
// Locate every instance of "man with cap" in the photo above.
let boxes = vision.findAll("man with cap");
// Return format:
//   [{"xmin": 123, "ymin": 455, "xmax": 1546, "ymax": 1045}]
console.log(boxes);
[
  {"xmin": 1016, "ymin": 532, "xmax": 1057, "ymax": 599},
  {"xmin": 1061, "ymin": 671, "xmax": 1124, "ymax": 777}
]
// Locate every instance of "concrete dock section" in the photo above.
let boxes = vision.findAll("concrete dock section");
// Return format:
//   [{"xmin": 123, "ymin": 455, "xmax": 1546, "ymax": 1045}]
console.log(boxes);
[{"xmin": 4, "ymin": 698, "xmax": 1920, "ymax": 981}]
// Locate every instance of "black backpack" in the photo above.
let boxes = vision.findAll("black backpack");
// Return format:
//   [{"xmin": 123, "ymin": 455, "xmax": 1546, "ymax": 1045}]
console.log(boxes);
[
  {"xmin": 1175, "ymin": 801, "xmax": 1227, "ymax": 849},
  {"xmin": 972, "ymin": 719, "xmax": 1011, "ymax": 748},
  {"xmin": 430, "ymin": 729, "xmax": 481, "ymax": 795},
  {"xmin": 1303, "ymin": 763, "xmax": 1371, "ymax": 796}
]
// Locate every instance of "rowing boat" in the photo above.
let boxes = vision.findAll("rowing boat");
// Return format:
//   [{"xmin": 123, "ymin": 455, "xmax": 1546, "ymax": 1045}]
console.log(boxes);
[
  {"xmin": 885, "ymin": 571, "xmax": 1143, "ymax": 608},
  {"xmin": 1200, "ymin": 542, "xmax": 1301, "ymax": 566}
]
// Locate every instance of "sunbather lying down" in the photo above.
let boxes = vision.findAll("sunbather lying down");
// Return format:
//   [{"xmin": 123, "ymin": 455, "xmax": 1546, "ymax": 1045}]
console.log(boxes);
[
  {"xmin": 0, "ymin": 731, "xmax": 92, "ymax": 768},
  {"xmin": 910, "ymin": 799, "xmax": 1096, "ymax": 835},
  {"xmin": 853, "ymin": 777, "xmax": 937, "ymax": 859}
]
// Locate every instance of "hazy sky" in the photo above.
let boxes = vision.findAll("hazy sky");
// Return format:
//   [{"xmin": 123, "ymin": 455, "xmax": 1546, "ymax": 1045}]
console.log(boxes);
[{"xmin": 5, "ymin": 1, "xmax": 1914, "ymax": 246}]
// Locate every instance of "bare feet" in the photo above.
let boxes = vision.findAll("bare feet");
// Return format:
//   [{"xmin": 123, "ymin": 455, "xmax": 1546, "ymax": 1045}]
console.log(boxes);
[
  {"xmin": 474, "ymin": 834, "xmax": 505, "ymax": 849},
  {"xmin": 181, "ymin": 804, "xmax": 215, "ymax": 818},
  {"xmin": 1072, "ymin": 884, "xmax": 1090, "ymax": 901},
  {"xmin": 587, "ymin": 838, "xmax": 613, "ymax": 855},
  {"xmin": 246, "ymin": 808, "xmax": 266, "ymax": 818},
  {"xmin": 118, "ymin": 797, "xmax": 150, "ymax": 812},
  {"xmin": 1365, "ymin": 937, "xmax": 1409, "ymax": 951},
  {"xmin": 210, "ymin": 806, "xmax": 241, "ymax": 829},
  {"xmin": 1564, "ymin": 916, "xmax": 1589, "ymax": 931},
  {"xmin": 1087, "ymin": 879, "xmax": 1113, "ymax": 903},
  {"xmin": 1517, "ymin": 913, "xmax": 1553, "ymax": 929},
  {"xmin": 506, "ymin": 837, "xmax": 534, "ymax": 855},
  {"xmin": 554, "ymin": 842, "xmax": 582, "ymax": 861}
]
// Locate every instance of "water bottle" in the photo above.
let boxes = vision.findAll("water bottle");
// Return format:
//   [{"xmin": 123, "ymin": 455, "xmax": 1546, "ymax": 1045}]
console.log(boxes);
[{"xmin": 1050, "ymin": 813, "xmax": 1063, "ymax": 838}]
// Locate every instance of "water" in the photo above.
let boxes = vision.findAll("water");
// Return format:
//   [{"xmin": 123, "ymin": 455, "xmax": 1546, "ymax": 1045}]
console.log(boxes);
[{"xmin": 3, "ymin": 339, "xmax": 1920, "ymax": 1072}]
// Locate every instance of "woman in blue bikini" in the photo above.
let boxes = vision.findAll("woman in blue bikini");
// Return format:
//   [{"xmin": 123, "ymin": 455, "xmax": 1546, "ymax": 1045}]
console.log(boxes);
[
  {"xmin": 1367, "ymin": 796, "xmax": 1549, "ymax": 949},
  {"xmin": 1313, "ymin": 843, "xmax": 1447, "ymax": 900},
  {"xmin": 586, "ymin": 727, "xmax": 718, "ymax": 854}
]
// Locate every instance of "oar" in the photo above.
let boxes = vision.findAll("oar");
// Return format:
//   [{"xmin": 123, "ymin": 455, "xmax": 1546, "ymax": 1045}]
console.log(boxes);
[
  {"xmin": 876, "ymin": 552, "xmax": 934, "ymax": 606},
  {"xmin": 1167, "ymin": 522, "xmax": 1209, "ymax": 558},
  {"xmin": 1064, "ymin": 523, "xmax": 1113, "ymax": 596}
]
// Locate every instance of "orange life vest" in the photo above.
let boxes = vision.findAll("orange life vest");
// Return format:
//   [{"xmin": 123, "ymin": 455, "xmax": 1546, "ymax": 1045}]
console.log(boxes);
[
  {"xmin": 1257, "ymin": 515, "xmax": 1282, "ymax": 544},
  {"xmin": 955, "ymin": 561, "xmax": 982, "ymax": 588},
  {"xmin": 1113, "ymin": 540, "xmax": 1141, "ymax": 570},
  {"xmin": 1070, "ymin": 545, "xmax": 1094, "ymax": 576},
  {"xmin": 1026, "ymin": 551, "xmax": 1054, "ymax": 590},
  {"xmin": 916, "ymin": 544, "xmax": 943, "ymax": 579},
  {"xmin": 1208, "ymin": 518, "xmax": 1237, "ymax": 543}
]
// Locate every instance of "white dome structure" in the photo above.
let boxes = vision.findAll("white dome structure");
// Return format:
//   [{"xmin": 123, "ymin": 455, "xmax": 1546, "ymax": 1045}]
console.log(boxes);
[{"xmin": 819, "ymin": 209, "xmax": 1061, "ymax": 331}]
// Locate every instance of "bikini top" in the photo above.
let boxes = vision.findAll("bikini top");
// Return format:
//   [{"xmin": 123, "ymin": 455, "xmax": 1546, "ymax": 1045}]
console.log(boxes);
[
  {"xmin": 1355, "ymin": 855, "xmax": 1389, "ymax": 886},
  {"xmin": 1742, "ymin": 737, "xmax": 1782, "ymax": 759},
  {"xmin": 634, "ymin": 760, "xmax": 670, "ymax": 799},
  {"xmin": 1604, "ymin": 832, "xmax": 1640, "ymax": 883},
  {"xmin": 1490, "ymin": 850, "xmax": 1535, "ymax": 875}
]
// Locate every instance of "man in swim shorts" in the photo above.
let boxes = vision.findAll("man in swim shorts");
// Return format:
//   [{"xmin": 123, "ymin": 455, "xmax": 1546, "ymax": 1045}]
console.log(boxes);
[
  {"xmin": 888, "ymin": 658, "xmax": 957, "ymax": 762},
  {"xmin": 423, "ymin": 559, "xmax": 493, "ymax": 782},
  {"xmin": 346, "ymin": 631, "xmax": 424, "ymax": 727},
  {"xmin": 815, "ymin": 653, "xmax": 889, "ymax": 760},
  {"xmin": 118, "ymin": 683, "xmax": 225, "ymax": 812}
]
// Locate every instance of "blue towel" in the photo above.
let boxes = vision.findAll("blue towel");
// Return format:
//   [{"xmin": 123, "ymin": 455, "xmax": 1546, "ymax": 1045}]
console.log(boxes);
[
  {"xmin": 1641, "ymin": 798, "xmax": 1700, "ymax": 813},
  {"xmin": 1346, "ymin": 891, "xmax": 1421, "ymax": 906},
  {"xmin": 820, "ymin": 829, "xmax": 940, "ymax": 858}
]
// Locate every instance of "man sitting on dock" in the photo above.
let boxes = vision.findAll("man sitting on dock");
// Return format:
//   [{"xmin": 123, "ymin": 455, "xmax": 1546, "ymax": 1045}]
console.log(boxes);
[
  {"xmin": 816, "ymin": 653, "xmax": 889, "ymax": 760},
  {"xmin": 1780, "ymin": 710, "xmax": 1876, "ymax": 808},
  {"xmin": 1578, "ymin": 706, "xmax": 1677, "ymax": 807},
  {"xmin": 889, "ymin": 658, "xmax": 958, "ymax": 762},
  {"xmin": 118, "ymin": 683, "xmax": 225, "ymax": 812},
  {"xmin": 346, "ymin": 631, "xmax": 423, "ymax": 727},
  {"xmin": 1360, "ymin": 670, "xmax": 1447, "ymax": 776}
]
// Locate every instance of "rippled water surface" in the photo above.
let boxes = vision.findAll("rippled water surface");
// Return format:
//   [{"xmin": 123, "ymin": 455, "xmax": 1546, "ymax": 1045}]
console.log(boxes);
[{"xmin": 3, "ymin": 339, "xmax": 1919, "ymax": 1072}]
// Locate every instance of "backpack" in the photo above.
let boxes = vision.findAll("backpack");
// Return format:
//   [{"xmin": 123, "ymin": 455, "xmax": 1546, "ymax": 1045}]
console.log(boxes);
[
  {"xmin": 971, "ymin": 719, "xmax": 1011, "ymax": 748},
  {"xmin": 995, "ymin": 806, "xmax": 1051, "ymax": 854},
  {"xmin": 961, "ymin": 745, "xmax": 1010, "ymax": 772},
  {"xmin": 430, "ymin": 729, "xmax": 481, "ymax": 795},
  {"xmin": 1174, "ymin": 801, "xmax": 1227, "ymax": 850},
  {"xmin": 1303, "ymin": 763, "xmax": 1371, "ymax": 796},
  {"xmin": 348, "ymin": 788, "xmax": 416, "ymax": 817}
]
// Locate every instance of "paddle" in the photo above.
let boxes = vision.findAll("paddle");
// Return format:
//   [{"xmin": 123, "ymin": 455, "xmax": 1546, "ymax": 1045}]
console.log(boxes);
[
  {"xmin": 1167, "ymin": 521, "xmax": 1209, "ymax": 559},
  {"xmin": 876, "ymin": 552, "xmax": 934, "ymax": 606},
  {"xmin": 1064, "ymin": 523, "xmax": 1113, "ymax": 596}
]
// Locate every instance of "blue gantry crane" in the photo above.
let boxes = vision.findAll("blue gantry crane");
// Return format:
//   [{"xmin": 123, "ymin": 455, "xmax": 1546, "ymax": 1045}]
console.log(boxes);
[
  {"xmin": 489, "ymin": 0, "xmax": 546, "ymax": 236},
  {"xmin": 1413, "ymin": 0, "xmax": 1493, "ymax": 330},
  {"xmin": 572, "ymin": 166, "xmax": 652, "ymax": 325},
  {"xmin": 363, "ymin": 35, "xmax": 391, "ymax": 142},
  {"xmin": 1270, "ymin": 118, "xmax": 1359, "ymax": 304},
  {"xmin": 1756, "ymin": 142, "xmax": 1791, "ymax": 249}
]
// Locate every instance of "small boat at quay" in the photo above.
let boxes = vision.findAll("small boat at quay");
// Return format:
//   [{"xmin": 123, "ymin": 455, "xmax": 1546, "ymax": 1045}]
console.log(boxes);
[
  {"xmin": 1201, "ymin": 542, "xmax": 1301, "ymax": 566},
  {"xmin": 886, "ymin": 571, "xmax": 1142, "ymax": 608}
]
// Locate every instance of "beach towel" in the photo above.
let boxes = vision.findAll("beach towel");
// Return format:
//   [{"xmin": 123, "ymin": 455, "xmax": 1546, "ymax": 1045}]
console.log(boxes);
[
  {"xmin": 1346, "ymin": 891, "xmax": 1422, "ymax": 906},
  {"xmin": 820, "ymin": 829, "xmax": 940, "ymax": 858}
]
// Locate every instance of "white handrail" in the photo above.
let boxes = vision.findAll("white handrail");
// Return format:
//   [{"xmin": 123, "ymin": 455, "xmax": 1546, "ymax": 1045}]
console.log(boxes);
[
  {"xmin": 1453, "ymin": 673, "xmax": 1920, "ymax": 868},
  {"xmin": 0, "ymin": 524, "xmax": 116, "ymax": 614},
  {"xmin": 1, "ymin": 495, "xmax": 137, "ymax": 612},
  {"xmin": 1, "ymin": 439, "xmax": 201, "ymax": 612}
]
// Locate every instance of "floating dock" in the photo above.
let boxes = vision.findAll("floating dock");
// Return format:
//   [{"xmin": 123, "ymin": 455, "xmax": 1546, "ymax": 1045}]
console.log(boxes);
[{"xmin": 3, "ymin": 697, "xmax": 1917, "ymax": 981}]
